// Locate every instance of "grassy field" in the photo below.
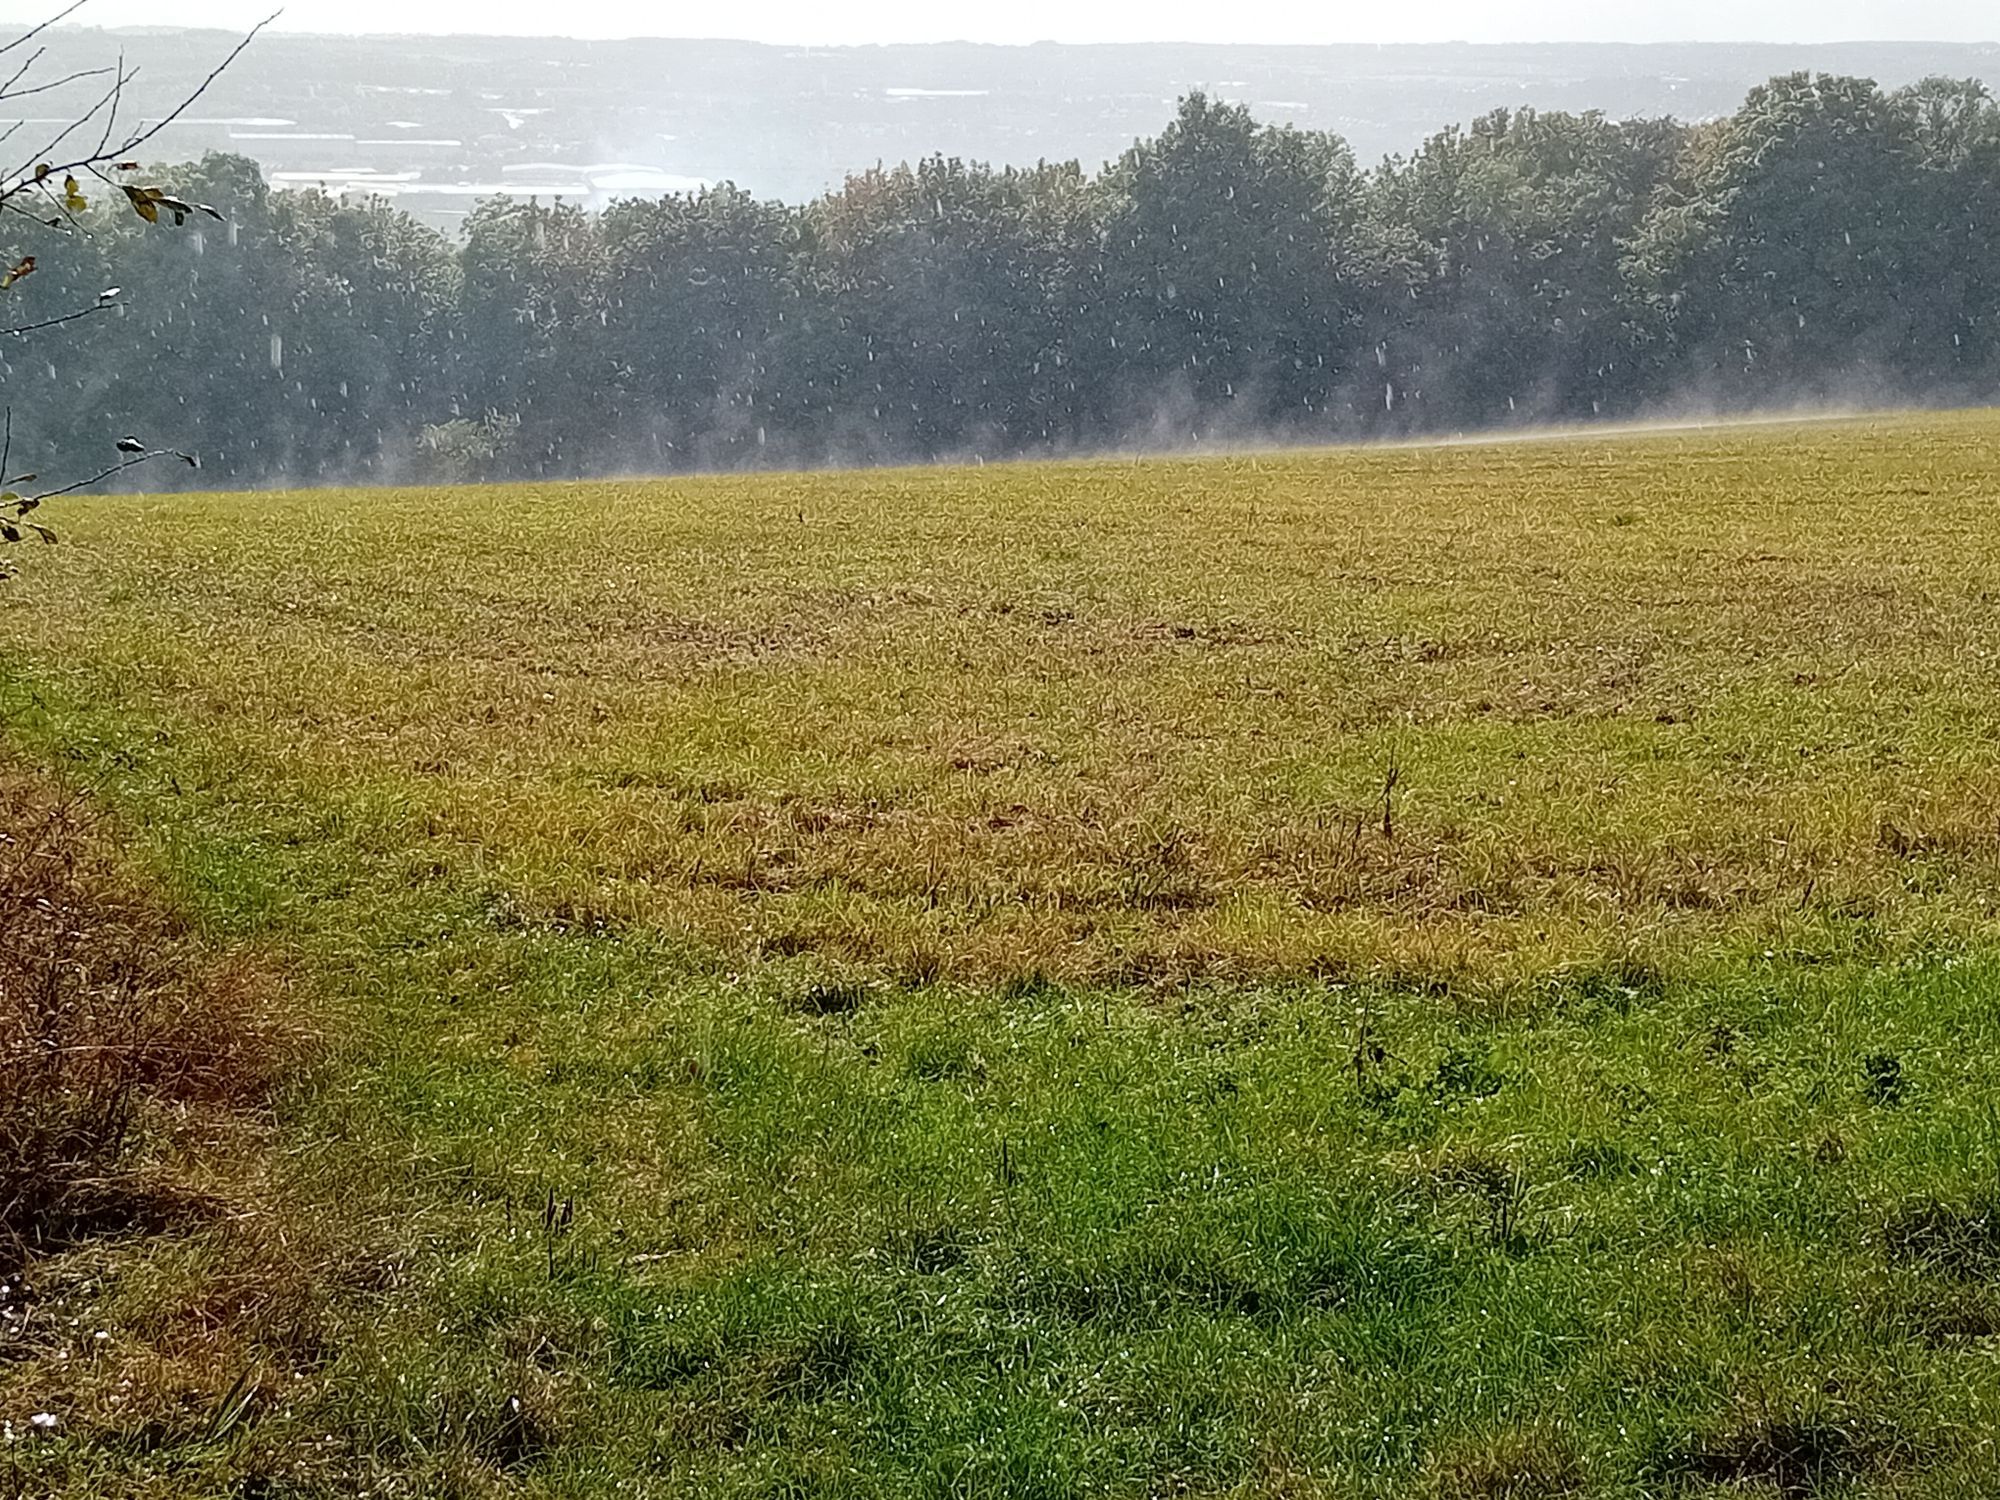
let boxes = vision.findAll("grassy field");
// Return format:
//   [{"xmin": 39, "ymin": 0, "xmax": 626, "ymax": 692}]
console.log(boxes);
[{"xmin": 8, "ymin": 412, "xmax": 2000, "ymax": 1495}]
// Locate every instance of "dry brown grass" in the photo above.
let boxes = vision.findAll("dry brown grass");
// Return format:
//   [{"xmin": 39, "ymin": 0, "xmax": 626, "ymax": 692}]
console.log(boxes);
[
  {"xmin": 1424, "ymin": 1423, "xmax": 1588, "ymax": 1498},
  {"xmin": 0, "ymin": 768, "xmax": 295, "ymax": 1262}
]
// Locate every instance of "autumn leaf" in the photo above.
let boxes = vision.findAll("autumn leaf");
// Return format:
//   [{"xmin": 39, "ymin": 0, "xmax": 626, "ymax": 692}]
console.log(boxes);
[
  {"xmin": 121, "ymin": 184, "xmax": 162, "ymax": 223},
  {"xmin": 0, "ymin": 255, "xmax": 36, "ymax": 290}
]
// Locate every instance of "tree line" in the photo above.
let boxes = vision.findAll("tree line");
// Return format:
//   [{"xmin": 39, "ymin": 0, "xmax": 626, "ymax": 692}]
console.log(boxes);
[{"xmin": 6, "ymin": 70, "xmax": 1999, "ymax": 486}]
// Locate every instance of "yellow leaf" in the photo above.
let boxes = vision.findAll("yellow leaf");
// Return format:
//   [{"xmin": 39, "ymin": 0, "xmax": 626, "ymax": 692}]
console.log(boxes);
[
  {"xmin": 121, "ymin": 184, "xmax": 161, "ymax": 223},
  {"xmin": 62, "ymin": 175, "xmax": 86, "ymax": 213}
]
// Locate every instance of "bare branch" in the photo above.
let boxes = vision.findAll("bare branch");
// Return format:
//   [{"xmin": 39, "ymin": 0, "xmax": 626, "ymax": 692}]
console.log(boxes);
[
  {"xmin": 2, "ymin": 63, "xmax": 116, "ymax": 104},
  {"xmin": 91, "ymin": 49, "xmax": 123, "ymax": 157},
  {"xmin": 114, "ymin": 11, "xmax": 280, "ymax": 158},
  {"xmin": 2, "ymin": 66, "xmax": 123, "ymax": 192},
  {"xmin": 0, "ymin": 0, "xmax": 91, "ymax": 62},
  {"xmin": 0, "ymin": 44, "xmax": 47, "ymax": 99},
  {"xmin": 0, "ymin": 7, "xmax": 266, "ymax": 216},
  {"xmin": 0, "ymin": 297, "xmax": 118, "ymax": 339},
  {"xmin": 0, "ymin": 193, "xmax": 69, "ymax": 229},
  {"xmin": 13, "ymin": 174, "xmax": 86, "ymax": 235},
  {"xmin": 28, "ymin": 447, "xmax": 189, "ymax": 503}
]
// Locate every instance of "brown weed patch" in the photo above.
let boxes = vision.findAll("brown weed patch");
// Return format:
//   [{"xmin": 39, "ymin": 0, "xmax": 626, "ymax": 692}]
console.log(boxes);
[
  {"xmin": 0, "ymin": 765, "xmax": 335, "ymax": 1488},
  {"xmin": 0, "ymin": 768, "xmax": 301, "ymax": 1262},
  {"xmin": 1658, "ymin": 1398, "xmax": 1898, "ymax": 1498},
  {"xmin": 1425, "ymin": 1423, "xmax": 1586, "ymax": 1498}
]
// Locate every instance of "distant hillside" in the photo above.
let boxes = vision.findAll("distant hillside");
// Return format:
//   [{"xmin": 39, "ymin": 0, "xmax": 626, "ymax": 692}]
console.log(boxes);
[{"xmin": 5, "ymin": 26, "xmax": 1999, "ymax": 230}]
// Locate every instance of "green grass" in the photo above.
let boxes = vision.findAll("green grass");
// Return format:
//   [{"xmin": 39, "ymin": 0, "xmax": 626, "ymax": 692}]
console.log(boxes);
[{"xmin": 10, "ymin": 413, "xmax": 2000, "ymax": 1495}]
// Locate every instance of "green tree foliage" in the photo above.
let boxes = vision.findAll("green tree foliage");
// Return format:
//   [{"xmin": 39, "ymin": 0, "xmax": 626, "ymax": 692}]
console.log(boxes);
[
  {"xmin": 805, "ymin": 157, "xmax": 1091, "ymax": 457},
  {"xmin": 600, "ymin": 184, "xmax": 801, "ymax": 466},
  {"xmin": 1087, "ymin": 92, "xmax": 1361, "ymax": 437},
  {"xmin": 1364, "ymin": 108, "xmax": 1687, "ymax": 427},
  {"xmin": 458, "ymin": 196, "xmax": 605, "ymax": 475},
  {"xmin": 0, "ymin": 14, "xmax": 273, "ymax": 569},
  {"xmin": 1624, "ymin": 73, "xmax": 1932, "ymax": 398},
  {"xmin": 1891, "ymin": 78, "xmax": 2000, "ymax": 385}
]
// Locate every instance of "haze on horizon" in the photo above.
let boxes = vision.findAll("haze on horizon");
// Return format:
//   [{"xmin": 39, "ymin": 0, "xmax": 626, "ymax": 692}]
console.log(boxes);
[{"xmin": 15, "ymin": 0, "xmax": 1999, "ymax": 46}]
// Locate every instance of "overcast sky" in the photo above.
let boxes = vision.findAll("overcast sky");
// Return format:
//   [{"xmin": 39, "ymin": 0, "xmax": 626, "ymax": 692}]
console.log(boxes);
[{"xmin": 25, "ymin": 0, "xmax": 2000, "ymax": 45}]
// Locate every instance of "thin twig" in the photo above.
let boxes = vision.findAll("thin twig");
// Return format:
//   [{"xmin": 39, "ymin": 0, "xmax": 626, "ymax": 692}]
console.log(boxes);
[
  {"xmin": 0, "ymin": 44, "xmax": 47, "ymax": 99},
  {"xmin": 0, "ymin": 194, "xmax": 71, "ymax": 229},
  {"xmin": 18, "ymin": 175, "xmax": 87, "ymax": 234},
  {"xmin": 0, "ymin": 0, "xmax": 91, "ymax": 62},
  {"xmin": 90, "ymin": 49, "xmax": 123, "ymax": 157},
  {"xmin": 27, "ymin": 448, "xmax": 178, "ymax": 501},
  {"xmin": 1, "ymin": 64, "xmax": 114, "ymax": 103},
  {"xmin": 114, "ymin": 11, "xmax": 280, "ymax": 158},
  {"xmin": 2, "ymin": 67, "xmax": 122, "ymax": 191},
  {"xmin": 0, "ymin": 299, "xmax": 115, "ymax": 338}
]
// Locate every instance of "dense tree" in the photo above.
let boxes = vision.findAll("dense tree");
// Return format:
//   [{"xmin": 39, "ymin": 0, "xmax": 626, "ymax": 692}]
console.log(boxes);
[
  {"xmin": 1086, "ymin": 92, "xmax": 1361, "ymax": 440},
  {"xmin": 0, "ymin": 15, "xmax": 271, "ymax": 570},
  {"xmin": 458, "ymin": 197, "xmax": 606, "ymax": 475},
  {"xmin": 1364, "ymin": 108, "xmax": 1687, "ymax": 428},
  {"xmin": 805, "ymin": 157, "xmax": 1090, "ymax": 457},
  {"xmin": 1890, "ymin": 78, "xmax": 2000, "ymax": 388},
  {"xmin": 1624, "ymin": 73, "xmax": 1925, "ymax": 402},
  {"xmin": 598, "ymin": 184, "xmax": 800, "ymax": 467}
]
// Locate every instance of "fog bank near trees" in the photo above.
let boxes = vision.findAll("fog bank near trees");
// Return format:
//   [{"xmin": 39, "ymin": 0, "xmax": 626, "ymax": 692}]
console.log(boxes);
[{"xmin": 7, "ymin": 71, "xmax": 1998, "ymax": 486}]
